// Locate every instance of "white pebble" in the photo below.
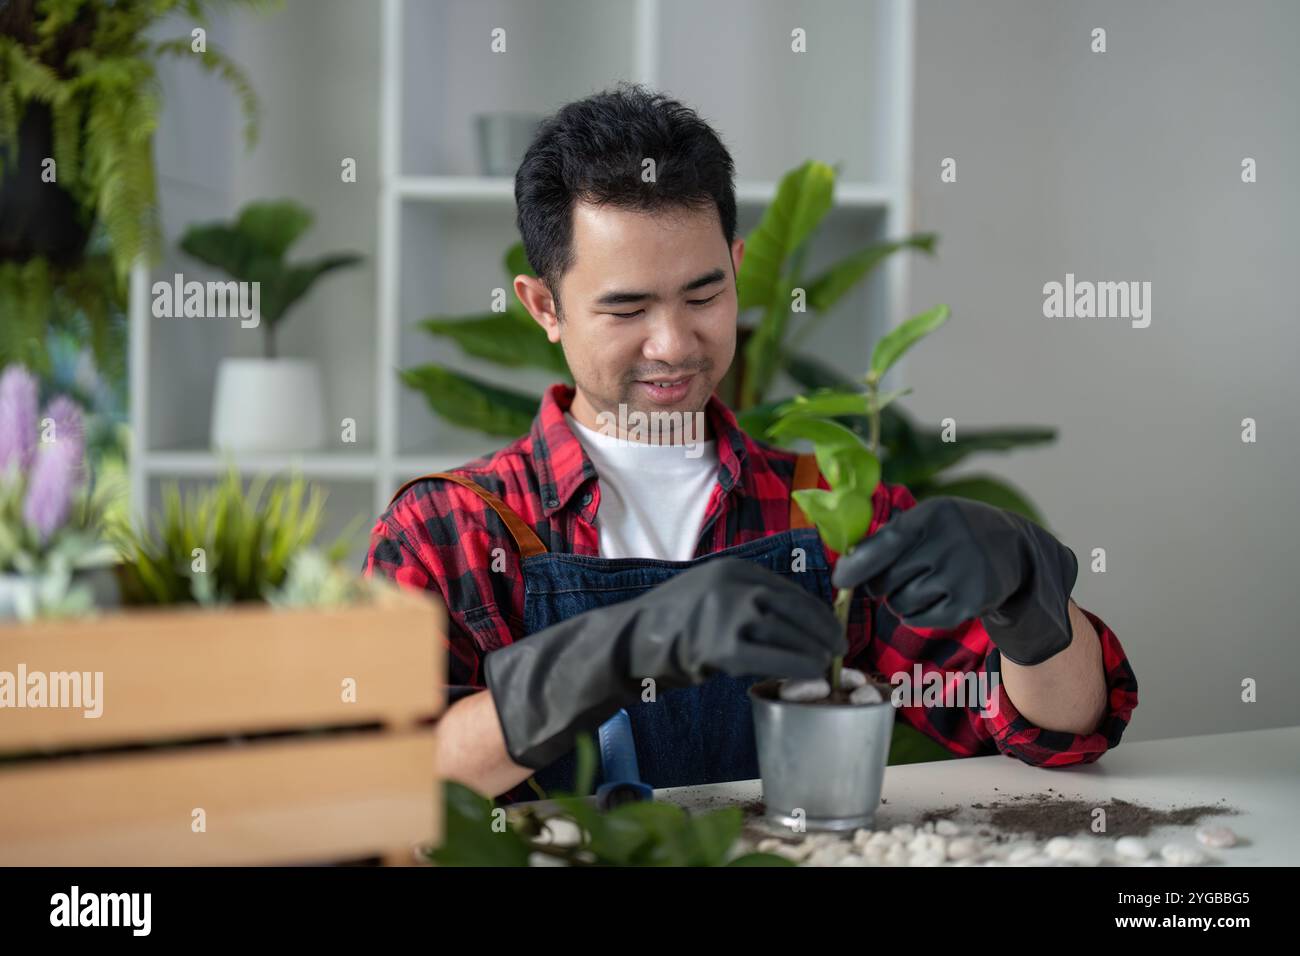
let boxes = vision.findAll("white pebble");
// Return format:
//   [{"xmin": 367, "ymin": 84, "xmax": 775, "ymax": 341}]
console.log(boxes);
[
  {"xmin": 1064, "ymin": 843, "xmax": 1102, "ymax": 866},
  {"xmin": 935, "ymin": 819, "xmax": 961, "ymax": 836},
  {"xmin": 884, "ymin": 843, "xmax": 910, "ymax": 866},
  {"xmin": 866, "ymin": 830, "xmax": 896, "ymax": 849},
  {"xmin": 779, "ymin": 678, "xmax": 831, "ymax": 702},
  {"xmin": 908, "ymin": 833, "xmax": 947, "ymax": 857},
  {"xmin": 1195, "ymin": 825, "xmax": 1238, "ymax": 848},
  {"xmin": 807, "ymin": 844, "xmax": 851, "ymax": 867},
  {"xmin": 947, "ymin": 837, "xmax": 979, "ymax": 861},
  {"xmin": 849, "ymin": 684, "xmax": 883, "ymax": 705},
  {"xmin": 528, "ymin": 851, "xmax": 570, "ymax": 867},
  {"xmin": 836, "ymin": 854, "xmax": 869, "ymax": 866},
  {"xmin": 536, "ymin": 818, "xmax": 583, "ymax": 846},
  {"xmin": 838, "ymin": 668, "xmax": 868, "ymax": 689},
  {"xmin": 1114, "ymin": 836, "xmax": 1150, "ymax": 861},
  {"xmin": 891, "ymin": 824, "xmax": 916, "ymax": 842},
  {"xmin": 1161, "ymin": 843, "xmax": 1207, "ymax": 866},
  {"xmin": 1044, "ymin": 837, "xmax": 1075, "ymax": 859},
  {"xmin": 859, "ymin": 844, "xmax": 886, "ymax": 865},
  {"xmin": 1007, "ymin": 843, "xmax": 1039, "ymax": 864},
  {"xmin": 910, "ymin": 848, "xmax": 946, "ymax": 867}
]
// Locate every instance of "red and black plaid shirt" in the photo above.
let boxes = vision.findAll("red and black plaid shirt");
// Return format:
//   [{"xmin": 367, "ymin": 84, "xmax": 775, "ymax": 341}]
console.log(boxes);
[{"xmin": 364, "ymin": 383, "xmax": 1139, "ymax": 782}]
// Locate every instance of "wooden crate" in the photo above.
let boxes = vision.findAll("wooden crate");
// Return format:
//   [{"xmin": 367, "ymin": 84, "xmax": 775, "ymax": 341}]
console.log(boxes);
[{"xmin": 0, "ymin": 586, "xmax": 445, "ymax": 866}]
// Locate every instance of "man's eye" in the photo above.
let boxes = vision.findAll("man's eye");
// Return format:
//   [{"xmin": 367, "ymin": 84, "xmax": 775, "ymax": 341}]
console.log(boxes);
[{"xmin": 608, "ymin": 291, "xmax": 721, "ymax": 318}]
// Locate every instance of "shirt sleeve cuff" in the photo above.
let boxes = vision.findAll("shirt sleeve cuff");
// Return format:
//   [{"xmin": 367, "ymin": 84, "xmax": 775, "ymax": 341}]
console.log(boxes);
[{"xmin": 978, "ymin": 607, "xmax": 1138, "ymax": 767}]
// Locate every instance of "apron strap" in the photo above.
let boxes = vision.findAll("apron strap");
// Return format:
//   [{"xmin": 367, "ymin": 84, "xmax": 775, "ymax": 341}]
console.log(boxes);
[
  {"xmin": 388, "ymin": 472, "xmax": 548, "ymax": 558},
  {"xmin": 789, "ymin": 452, "xmax": 820, "ymax": 529}
]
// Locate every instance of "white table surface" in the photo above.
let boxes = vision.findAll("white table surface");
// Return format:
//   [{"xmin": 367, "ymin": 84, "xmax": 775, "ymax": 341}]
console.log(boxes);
[{"xmin": 648, "ymin": 725, "xmax": 1300, "ymax": 865}]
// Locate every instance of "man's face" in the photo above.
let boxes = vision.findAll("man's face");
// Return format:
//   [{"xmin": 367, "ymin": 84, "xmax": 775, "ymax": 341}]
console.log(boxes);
[{"xmin": 516, "ymin": 201, "xmax": 743, "ymax": 435}]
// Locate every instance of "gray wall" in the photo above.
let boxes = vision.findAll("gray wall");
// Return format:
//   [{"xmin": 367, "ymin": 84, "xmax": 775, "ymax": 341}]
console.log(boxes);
[{"xmin": 907, "ymin": 0, "xmax": 1299, "ymax": 741}]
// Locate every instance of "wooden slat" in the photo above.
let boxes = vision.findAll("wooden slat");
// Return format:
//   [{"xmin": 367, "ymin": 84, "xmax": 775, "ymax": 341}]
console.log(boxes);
[
  {"xmin": 0, "ymin": 730, "xmax": 438, "ymax": 865},
  {"xmin": 0, "ymin": 587, "xmax": 446, "ymax": 749}
]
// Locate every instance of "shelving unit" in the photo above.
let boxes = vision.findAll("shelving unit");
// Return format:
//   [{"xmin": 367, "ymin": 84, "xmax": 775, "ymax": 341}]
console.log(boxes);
[{"xmin": 128, "ymin": 0, "xmax": 917, "ymax": 556}]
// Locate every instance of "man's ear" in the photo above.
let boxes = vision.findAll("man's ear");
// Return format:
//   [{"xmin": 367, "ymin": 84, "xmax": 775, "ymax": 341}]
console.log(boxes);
[
  {"xmin": 514, "ymin": 275, "xmax": 562, "ymax": 343},
  {"xmin": 731, "ymin": 237, "xmax": 745, "ymax": 277}
]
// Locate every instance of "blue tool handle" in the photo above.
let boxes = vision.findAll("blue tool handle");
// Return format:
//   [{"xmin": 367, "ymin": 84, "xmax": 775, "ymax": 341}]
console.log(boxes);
[
  {"xmin": 594, "ymin": 708, "xmax": 653, "ymax": 809},
  {"xmin": 597, "ymin": 707, "xmax": 641, "ymax": 784}
]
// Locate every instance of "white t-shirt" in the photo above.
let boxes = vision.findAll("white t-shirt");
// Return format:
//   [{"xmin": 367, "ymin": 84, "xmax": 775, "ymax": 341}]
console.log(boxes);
[{"xmin": 565, "ymin": 412, "xmax": 720, "ymax": 560}]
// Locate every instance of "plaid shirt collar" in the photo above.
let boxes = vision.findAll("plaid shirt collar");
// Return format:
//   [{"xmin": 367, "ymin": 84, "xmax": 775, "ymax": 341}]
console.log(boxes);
[{"xmin": 531, "ymin": 383, "xmax": 751, "ymax": 518}]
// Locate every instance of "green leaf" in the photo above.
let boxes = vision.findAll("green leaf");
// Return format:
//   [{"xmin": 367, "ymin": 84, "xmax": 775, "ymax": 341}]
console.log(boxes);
[
  {"xmin": 766, "ymin": 416, "xmax": 879, "ymax": 497},
  {"xmin": 419, "ymin": 313, "xmax": 568, "ymax": 376},
  {"xmin": 426, "ymin": 781, "xmax": 531, "ymax": 867},
  {"xmin": 869, "ymin": 304, "xmax": 951, "ymax": 381},
  {"xmin": 682, "ymin": 808, "xmax": 744, "ymax": 866},
  {"xmin": 505, "ymin": 242, "xmax": 535, "ymax": 278},
  {"xmin": 400, "ymin": 365, "xmax": 540, "ymax": 437},
  {"xmin": 256, "ymin": 253, "xmax": 363, "ymax": 327},
  {"xmin": 887, "ymin": 721, "xmax": 956, "ymax": 765},
  {"xmin": 736, "ymin": 160, "xmax": 836, "ymax": 311},
  {"xmin": 573, "ymin": 732, "xmax": 597, "ymax": 798},
  {"xmin": 804, "ymin": 233, "xmax": 937, "ymax": 313},
  {"xmin": 735, "ymin": 399, "xmax": 787, "ymax": 440},
  {"xmin": 726, "ymin": 851, "xmax": 798, "ymax": 867},
  {"xmin": 236, "ymin": 200, "xmax": 314, "ymax": 259},
  {"xmin": 881, "ymin": 422, "xmax": 1057, "ymax": 487},
  {"xmin": 790, "ymin": 487, "xmax": 872, "ymax": 555},
  {"xmin": 917, "ymin": 473, "xmax": 1047, "ymax": 527}
]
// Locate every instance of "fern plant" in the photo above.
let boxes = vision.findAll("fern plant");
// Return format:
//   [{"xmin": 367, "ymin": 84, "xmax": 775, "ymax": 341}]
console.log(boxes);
[{"xmin": 0, "ymin": 0, "xmax": 273, "ymax": 375}]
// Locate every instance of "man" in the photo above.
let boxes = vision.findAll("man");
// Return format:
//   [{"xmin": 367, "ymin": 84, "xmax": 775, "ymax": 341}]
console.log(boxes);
[{"xmin": 364, "ymin": 83, "xmax": 1138, "ymax": 806}]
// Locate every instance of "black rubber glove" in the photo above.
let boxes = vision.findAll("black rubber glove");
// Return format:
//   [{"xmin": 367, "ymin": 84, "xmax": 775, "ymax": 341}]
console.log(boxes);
[
  {"xmin": 483, "ymin": 556, "xmax": 847, "ymax": 770},
  {"xmin": 830, "ymin": 496, "xmax": 1078, "ymax": 667}
]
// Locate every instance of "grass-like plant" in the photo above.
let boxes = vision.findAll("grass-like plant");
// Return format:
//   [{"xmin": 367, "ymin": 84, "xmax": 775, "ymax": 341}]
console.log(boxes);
[{"xmin": 113, "ymin": 468, "xmax": 347, "ymax": 606}]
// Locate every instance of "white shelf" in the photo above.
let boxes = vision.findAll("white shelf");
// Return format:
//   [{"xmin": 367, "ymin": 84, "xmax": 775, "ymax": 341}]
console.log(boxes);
[
  {"xmin": 395, "ymin": 175, "xmax": 895, "ymax": 209},
  {"xmin": 129, "ymin": 0, "xmax": 918, "ymax": 528},
  {"xmin": 142, "ymin": 451, "xmax": 379, "ymax": 480}
]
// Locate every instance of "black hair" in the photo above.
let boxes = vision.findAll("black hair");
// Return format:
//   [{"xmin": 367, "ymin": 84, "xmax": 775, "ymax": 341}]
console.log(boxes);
[{"xmin": 514, "ymin": 82, "xmax": 737, "ymax": 317}]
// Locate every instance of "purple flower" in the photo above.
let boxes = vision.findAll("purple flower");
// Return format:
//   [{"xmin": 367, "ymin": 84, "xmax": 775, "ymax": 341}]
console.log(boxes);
[
  {"xmin": 23, "ymin": 395, "xmax": 86, "ymax": 545},
  {"xmin": 0, "ymin": 364, "xmax": 39, "ymax": 477}
]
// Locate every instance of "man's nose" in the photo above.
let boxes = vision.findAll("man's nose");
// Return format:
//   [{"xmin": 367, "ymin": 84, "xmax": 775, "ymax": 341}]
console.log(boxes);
[{"xmin": 642, "ymin": 309, "xmax": 696, "ymax": 366}]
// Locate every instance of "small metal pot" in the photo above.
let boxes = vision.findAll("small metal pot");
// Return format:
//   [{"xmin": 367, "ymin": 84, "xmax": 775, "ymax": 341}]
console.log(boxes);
[{"xmin": 749, "ymin": 677, "xmax": 896, "ymax": 832}]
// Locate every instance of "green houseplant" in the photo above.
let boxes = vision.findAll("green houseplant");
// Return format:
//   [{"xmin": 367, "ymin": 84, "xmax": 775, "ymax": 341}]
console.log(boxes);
[
  {"xmin": 0, "ymin": 0, "xmax": 271, "ymax": 380},
  {"xmin": 177, "ymin": 198, "xmax": 363, "ymax": 453},
  {"xmin": 430, "ymin": 735, "xmax": 791, "ymax": 867},
  {"xmin": 746, "ymin": 303, "xmax": 951, "ymax": 830}
]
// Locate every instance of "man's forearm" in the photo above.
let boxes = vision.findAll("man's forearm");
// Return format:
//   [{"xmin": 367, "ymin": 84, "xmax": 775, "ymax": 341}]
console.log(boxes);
[
  {"xmin": 433, "ymin": 689, "xmax": 535, "ymax": 799},
  {"xmin": 997, "ymin": 598, "xmax": 1107, "ymax": 735}
]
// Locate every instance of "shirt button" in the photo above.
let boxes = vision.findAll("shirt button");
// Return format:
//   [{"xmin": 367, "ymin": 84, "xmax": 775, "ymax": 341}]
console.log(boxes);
[
  {"xmin": 581, "ymin": 492, "xmax": 592, "ymax": 506},
  {"xmin": 545, "ymin": 497, "xmax": 559, "ymax": 508}
]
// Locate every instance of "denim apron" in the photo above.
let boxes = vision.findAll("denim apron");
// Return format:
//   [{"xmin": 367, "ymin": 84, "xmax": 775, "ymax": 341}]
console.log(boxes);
[{"xmin": 395, "ymin": 453, "xmax": 832, "ymax": 800}]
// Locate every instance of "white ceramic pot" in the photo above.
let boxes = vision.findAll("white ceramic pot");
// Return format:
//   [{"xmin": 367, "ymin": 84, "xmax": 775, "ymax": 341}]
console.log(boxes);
[{"xmin": 210, "ymin": 358, "xmax": 326, "ymax": 453}]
